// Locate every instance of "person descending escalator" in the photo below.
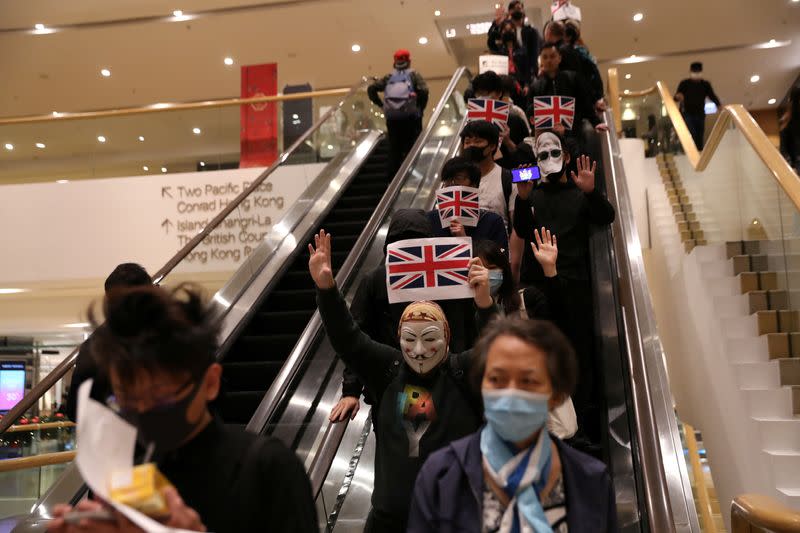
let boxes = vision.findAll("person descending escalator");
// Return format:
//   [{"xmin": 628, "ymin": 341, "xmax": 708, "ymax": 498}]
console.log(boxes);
[
  {"xmin": 48, "ymin": 284, "xmax": 318, "ymax": 533},
  {"xmin": 309, "ymin": 230, "xmax": 494, "ymax": 533},
  {"xmin": 674, "ymin": 62, "xmax": 721, "ymax": 151},
  {"xmin": 368, "ymin": 50, "xmax": 429, "ymax": 180}
]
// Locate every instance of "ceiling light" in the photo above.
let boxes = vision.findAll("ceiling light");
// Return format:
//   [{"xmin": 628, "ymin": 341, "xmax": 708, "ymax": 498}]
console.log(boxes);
[
  {"xmin": 52, "ymin": 111, "xmax": 59, "ymax": 116},
  {"xmin": 100, "ymin": 68, "xmax": 111, "ymax": 77},
  {"xmin": 770, "ymin": 39, "xmax": 777, "ymax": 44},
  {"xmin": 136, "ymin": 136, "xmax": 144, "ymax": 142},
  {"xmin": 750, "ymin": 74, "xmax": 760, "ymax": 83},
  {"xmin": 418, "ymin": 36, "xmax": 429, "ymax": 45},
  {"xmin": 351, "ymin": 44, "xmax": 361, "ymax": 52},
  {"xmin": 199, "ymin": 161, "xmax": 206, "ymax": 167},
  {"xmin": 63, "ymin": 322, "xmax": 90, "ymax": 329},
  {"xmin": 97, "ymin": 135, "xmax": 106, "ymax": 143},
  {"xmin": 625, "ymin": 74, "xmax": 632, "ymax": 80},
  {"xmin": 0, "ymin": 288, "xmax": 29, "ymax": 295},
  {"xmin": 624, "ymin": 90, "xmax": 631, "ymax": 95},
  {"xmin": 34, "ymin": 23, "xmax": 45, "ymax": 30},
  {"xmin": 161, "ymin": 167, "xmax": 168, "ymax": 173},
  {"xmin": 630, "ymin": 54, "xmax": 637, "ymax": 58},
  {"xmin": 467, "ymin": 22, "xmax": 493, "ymax": 35},
  {"xmin": 434, "ymin": 9, "xmax": 441, "ymax": 16},
  {"xmin": 633, "ymin": 13, "xmax": 644, "ymax": 22},
  {"xmin": 224, "ymin": 57, "xmax": 234, "ymax": 66},
  {"xmin": 173, "ymin": 10, "xmax": 183, "ymax": 17},
  {"xmin": 446, "ymin": 28, "xmax": 456, "ymax": 38},
  {"xmin": 56, "ymin": 179, "xmax": 69, "ymax": 184},
  {"xmin": 4, "ymin": 143, "xmax": 13, "ymax": 150},
  {"xmin": 35, "ymin": 142, "xmax": 45, "ymax": 148},
  {"xmin": 143, "ymin": 165, "xmax": 149, "ymax": 171},
  {"xmin": 192, "ymin": 127, "xmax": 201, "ymax": 135},
  {"xmin": 768, "ymin": 98, "xmax": 777, "ymax": 105}
]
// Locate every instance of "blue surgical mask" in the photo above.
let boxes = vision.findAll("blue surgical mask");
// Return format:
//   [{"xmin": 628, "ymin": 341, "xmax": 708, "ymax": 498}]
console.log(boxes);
[
  {"xmin": 482, "ymin": 388, "xmax": 549, "ymax": 443},
  {"xmin": 488, "ymin": 269, "xmax": 504, "ymax": 296}
]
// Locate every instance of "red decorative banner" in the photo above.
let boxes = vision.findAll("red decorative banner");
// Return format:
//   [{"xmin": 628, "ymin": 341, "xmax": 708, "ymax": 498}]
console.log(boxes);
[{"xmin": 240, "ymin": 63, "xmax": 278, "ymax": 168}]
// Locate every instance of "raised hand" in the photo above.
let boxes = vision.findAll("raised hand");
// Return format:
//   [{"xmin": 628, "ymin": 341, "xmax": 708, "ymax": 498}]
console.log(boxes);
[
  {"xmin": 516, "ymin": 177, "xmax": 535, "ymax": 200},
  {"xmin": 449, "ymin": 220, "xmax": 466, "ymax": 237},
  {"xmin": 308, "ymin": 230, "xmax": 335, "ymax": 289},
  {"xmin": 468, "ymin": 257, "xmax": 493, "ymax": 309},
  {"xmin": 532, "ymin": 227, "xmax": 558, "ymax": 278},
  {"xmin": 570, "ymin": 154, "xmax": 597, "ymax": 193}
]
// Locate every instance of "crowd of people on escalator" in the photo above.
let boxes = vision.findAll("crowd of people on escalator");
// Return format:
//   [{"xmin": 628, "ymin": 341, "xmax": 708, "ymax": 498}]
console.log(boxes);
[{"xmin": 47, "ymin": 1, "xmax": 619, "ymax": 532}]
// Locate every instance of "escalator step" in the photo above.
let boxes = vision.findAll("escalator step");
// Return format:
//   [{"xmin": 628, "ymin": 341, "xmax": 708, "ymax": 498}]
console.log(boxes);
[
  {"xmin": 276, "ymin": 271, "xmax": 317, "ymax": 290},
  {"xmin": 321, "ymin": 221, "xmax": 368, "ymax": 234},
  {"xmin": 222, "ymin": 361, "xmax": 284, "ymax": 389},
  {"xmin": 324, "ymin": 207, "xmax": 376, "ymax": 224},
  {"xmin": 335, "ymin": 195, "xmax": 383, "ymax": 210},
  {"xmin": 219, "ymin": 391, "xmax": 266, "ymax": 424},
  {"xmin": 246, "ymin": 309, "xmax": 314, "ymax": 332},
  {"xmin": 266, "ymin": 289, "xmax": 316, "ymax": 310},
  {"xmin": 236, "ymin": 334, "xmax": 299, "ymax": 359}
]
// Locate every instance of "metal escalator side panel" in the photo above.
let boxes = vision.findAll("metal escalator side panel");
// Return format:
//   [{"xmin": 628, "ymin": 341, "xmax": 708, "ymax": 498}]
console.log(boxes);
[{"xmin": 601, "ymin": 111, "xmax": 700, "ymax": 533}]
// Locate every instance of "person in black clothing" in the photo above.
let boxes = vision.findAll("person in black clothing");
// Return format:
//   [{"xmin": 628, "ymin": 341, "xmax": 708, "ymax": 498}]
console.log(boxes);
[
  {"xmin": 542, "ymin": 20, "xmax": 604, "ymax": 109},
  {"xmin": 675, "ymin": 62, "xmax": 721, "ymax": 151},
  {"xmin": 368, "ymin": 49, "xmax": 429, "ymax": 179},
  {"xmin": 329, "ymin": 209, "xmax": 487, "ymax": 422},
  {"xmin": 309, "ymin": 229, "xmax": 493, "ymax": 533},
  {"xmin": 529, "ymin": 43, "xmax": 607, "ymax": 141},
  {"xmin": 513, "ymin": 131, "xmax": 615, "ymax": 444},
  {"xmin": 64, "ymin": 263, "xmax": 152, "ymax": 422},
  {"xmin": 470, "ymin": 71, "xmax": 529, "ymax": 150},
  {"xmin": 427, "ymin": 157, "xmax": 508, "ymax": 250},
  {"xmin": 486, "ymin": 1, "xmax": 541, "ymax": 78},
  {"xmin": 49, "ymin": 285, "xmax": 317, "ymax": 533},
  {"xmin": 780, "ymin": 86, "xmax": 800, "ymax": 174}
]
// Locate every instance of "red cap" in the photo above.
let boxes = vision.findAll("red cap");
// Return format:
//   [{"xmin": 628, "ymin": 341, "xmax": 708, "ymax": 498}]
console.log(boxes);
[{"xmin": 394, "ymin": 49, "xmax": 411, "ymax": 62}]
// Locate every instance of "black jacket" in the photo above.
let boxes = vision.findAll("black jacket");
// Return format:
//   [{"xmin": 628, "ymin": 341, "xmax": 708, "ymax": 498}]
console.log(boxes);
[
  {"xmin": 781, "ymin": 117, "xmax": 800, "ymax": 170},
  {"xmin": 514, "ymin": 179, "xmax": 615, "ymax": 282},
  {"xmin": 427, "ymin": 209, "xmax": 509, "ymax": 251},
  {"xmin": 368, "ymin": 70, "xmax": 429, "ymax": 113},
  {"xmin": 486, "ymin": 23, "xmax": 541, "ymax": 79},
  {"xmin": 556, "ymin": 42, "xmax": 604, "ymax": 103},
  {"xmin": 159, "ymin": 417, "xmax": 317, "ymax": 533},
  {"xmin": 65, "ymin": 330, "xmax": 110, "ymax": 421},
  {"xmin": 676, "ymin": 78, "xmax": 721, "ymax": 116},
  {"xmin": 529, "ymin": 70, "xmax": 600, "ymax": 128},
  {"xmin": 318, "ymin": 286, "xmax": 492, "ymax": 525}
]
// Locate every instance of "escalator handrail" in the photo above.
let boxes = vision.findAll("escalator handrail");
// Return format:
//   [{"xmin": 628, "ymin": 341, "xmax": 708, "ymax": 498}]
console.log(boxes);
[
  {"xmin": 0, "ymin": 77, "xmax": 368, "ymax": 436},
  {"xmin": 607, "ymin": 68, "xmax": 799, "ymax": 208},
  {"xmin": 601, "ymin": 110, "xmax": 699, "ymax": 532},
  {"xmin": 244, "ymin": 66, "xmax": 469, "ymax": 443}
]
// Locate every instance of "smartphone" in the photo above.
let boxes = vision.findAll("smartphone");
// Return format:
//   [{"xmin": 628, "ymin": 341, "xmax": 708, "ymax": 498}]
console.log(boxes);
[{"xmin": 511, "ymin": 166, "xmax": 541, "ymax": 183}]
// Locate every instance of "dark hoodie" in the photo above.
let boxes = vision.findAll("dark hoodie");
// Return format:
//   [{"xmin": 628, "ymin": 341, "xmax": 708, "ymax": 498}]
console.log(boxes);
[{"xmin": 342, "ymin": 209, "xmax": 485, "ymax": 399}]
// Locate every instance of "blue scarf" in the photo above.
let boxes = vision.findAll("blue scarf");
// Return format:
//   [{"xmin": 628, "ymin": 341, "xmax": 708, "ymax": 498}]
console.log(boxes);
[{"xmin": 481, "ymin": 424, "xmax": 554, "ymax": 533}]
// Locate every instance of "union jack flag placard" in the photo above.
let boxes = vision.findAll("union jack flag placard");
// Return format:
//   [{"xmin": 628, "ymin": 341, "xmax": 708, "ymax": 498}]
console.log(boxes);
[
  {"xmin": 466, "ymin": 98, "xmax": 510, "ymax": 128},
  {"xmin": 386, "ymin": 237, "xmax": 473, "ymax": 303},
  {"xmin": 436, "ymin": 186, "xmax": 480, "ymax": 229},
  {"xmin": 532, "ymin": 96, "xmax": 576, "ymax": 130}
]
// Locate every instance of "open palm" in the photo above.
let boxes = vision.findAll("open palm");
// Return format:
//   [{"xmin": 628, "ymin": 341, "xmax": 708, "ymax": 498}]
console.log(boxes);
[
  {"xmin": 570, "ymin": 154, "xmax": 597, "ymax": 193},
  {"xmin": 531, "ymin": 227, "xmax": 558, "ymax": 277},
  {"xmin": 308, "ymin": 230, "xmax": 335, "ymax": 289}
]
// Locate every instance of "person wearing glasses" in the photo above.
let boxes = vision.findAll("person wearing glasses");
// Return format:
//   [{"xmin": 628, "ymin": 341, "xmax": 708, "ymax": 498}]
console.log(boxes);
[
  {"xmin": 512, "ymin": 131, "xmax": 614, "ymax": 449},
  {"xmin": 48, "ymin": 284, "xmax": 318, "ymax": 533}
]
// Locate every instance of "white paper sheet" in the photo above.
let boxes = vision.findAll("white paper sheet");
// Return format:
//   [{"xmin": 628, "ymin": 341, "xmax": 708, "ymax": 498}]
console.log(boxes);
[
  {"xmin": 479, "ymin": 54, "xmax": 509, "ymax": 75},
  {"xmin": 75, "ymin": 380, "xmax": 195, "ymax": 533},
  {"xmin": 385, "ymin": 237, "xmax": 473, "ymax": 304}
]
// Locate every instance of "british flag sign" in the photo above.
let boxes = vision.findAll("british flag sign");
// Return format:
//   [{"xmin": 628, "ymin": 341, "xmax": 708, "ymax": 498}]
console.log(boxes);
[
  {"xmin": 466, "ymin": 98, "xmax": 510, "ymax": 128},
  {"xmin": 386, "ymin": 237, "xmax": 473, "ymax": 303},
  {"xmin": 436, "ymin": 186, "xmax": 480, "ymax": 229},
  {"xmin": 532, "ymin": 96, "xmax": 576, "ymax": 130}
]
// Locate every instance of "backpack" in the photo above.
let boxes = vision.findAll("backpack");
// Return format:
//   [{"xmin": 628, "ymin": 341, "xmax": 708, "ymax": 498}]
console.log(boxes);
[{"xmin": 383, "ymin": 69, "xmax": 419, "ymax": 120}]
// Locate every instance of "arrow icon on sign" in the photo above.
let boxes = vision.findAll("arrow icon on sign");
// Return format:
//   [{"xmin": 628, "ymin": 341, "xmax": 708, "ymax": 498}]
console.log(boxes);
[
  {"xmin": 161, "ymin": 219, "xmax": 173, "ymax": 234},
  {"xmin": 162, "ymin": 186, "xmax": 173, "ymax": 198}
]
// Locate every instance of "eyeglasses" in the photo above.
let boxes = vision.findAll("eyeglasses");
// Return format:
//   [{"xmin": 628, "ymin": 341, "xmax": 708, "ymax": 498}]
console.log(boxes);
[{"xmin": 536, "ymin": 149, "xmax": 562, "ymax": 162}]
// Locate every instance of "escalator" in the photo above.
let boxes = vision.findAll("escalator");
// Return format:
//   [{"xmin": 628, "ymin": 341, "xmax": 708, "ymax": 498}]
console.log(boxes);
[
  {"xmin": 3, "ymin": 65, "xmax": 709, "ymax": 533},
  {"xmin": 218, "ymin": 140, "xmax": 390, "ymax": 427}
]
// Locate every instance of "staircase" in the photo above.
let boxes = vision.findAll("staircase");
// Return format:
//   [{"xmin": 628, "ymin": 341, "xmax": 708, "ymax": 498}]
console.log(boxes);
[
  {"xmin": 217, "ymin": 139, "xmax": 390, "ymax": 426},
  {"xmin": 694, "ymin": 240, "xmax": 800, "ymax": 508}
]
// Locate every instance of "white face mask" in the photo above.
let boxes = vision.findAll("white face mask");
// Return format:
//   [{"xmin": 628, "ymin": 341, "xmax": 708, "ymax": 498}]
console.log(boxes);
[
  {"xmin": 400, "ymin": 320, "xmax": 448, "ymax": 375},
  {"xmin": 690, "ymin": 72, "xmax": 702, "ymax": 80},
  {"xmin": 535, "ymin": 132, "xmax": 565, "ymax": 179}
]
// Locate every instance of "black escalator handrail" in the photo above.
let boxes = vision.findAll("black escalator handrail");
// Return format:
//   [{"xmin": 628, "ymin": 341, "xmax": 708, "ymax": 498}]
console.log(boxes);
[
  {"xmin": 0, "ymin": 78, "xmax": 368, "ymax": 437},
  {"xmin": 244, "ymin": 67, "xmax": 470, "ymax": 446},
  {"xmin": 600, "ymin": 110, "xmax": 698, "ymax": 531}
]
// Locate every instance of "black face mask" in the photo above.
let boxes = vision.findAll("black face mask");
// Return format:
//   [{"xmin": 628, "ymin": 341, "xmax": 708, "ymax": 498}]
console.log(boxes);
[
  {"xmin": 511, "ymin": 10, "xmax": 525, "ymax": 21},
  {"xmin": 120, "ymin": 380, "xmax": 203, "ymax": 455},
  {"xmin": 463, "ymin": 146, "xmax": 488, "ymax": 163}
]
